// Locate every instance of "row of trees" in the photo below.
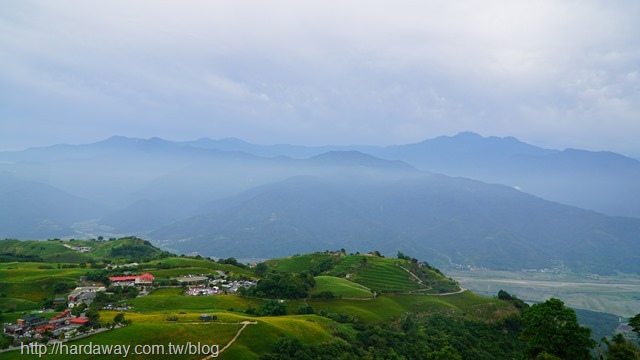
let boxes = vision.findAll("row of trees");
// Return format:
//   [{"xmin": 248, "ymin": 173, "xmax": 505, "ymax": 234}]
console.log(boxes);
[{"xmin": 243, "ymin": 272, "xmax": 315, "ymax": 299}]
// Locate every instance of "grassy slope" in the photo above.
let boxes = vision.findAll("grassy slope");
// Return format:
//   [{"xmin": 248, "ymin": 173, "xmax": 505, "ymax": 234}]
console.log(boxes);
[
  {"xmin": 0, "ymin": 238, "xmax": 167, "ymax": 263},
  {"xmin": 140, "ymin": 257, "xmax": 255, "ymax": 279},
  {"xmin": 0, "ymin": 246, "xmax": 517, "ymax": 359},
  {"xmin": 0, "ymin": 290, "xmax": 514, "ymax": 360},
  {"xmin": 0, "ymin": 262, "xmax": 87, "ymax": 312},
  {"xmin": 267, "ymin": 252, "xmax": 459, "ymax": 293},
  {"xmin": 288, "ymin": 291, "xmax": 516, "ymax": 324},
  {"xmin": 128, "ymin": 288, "xmax": 265, "ymax": 313},
  {"xmin": 263, "ymin": 253, "xmax": 338, "ymax": 273},
  {"xmin": 311, "ymin": 276, "xmax": 373, "ymax": 298},
  {"xmin": 0, "ymin": 309, "xmax": 336, "ymax": 360}
]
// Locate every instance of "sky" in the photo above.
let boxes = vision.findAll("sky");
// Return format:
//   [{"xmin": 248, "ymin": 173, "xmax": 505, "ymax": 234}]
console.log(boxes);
[{"xmin": 1, "ymin": 1, "xmax": 639, "ymax": 155}]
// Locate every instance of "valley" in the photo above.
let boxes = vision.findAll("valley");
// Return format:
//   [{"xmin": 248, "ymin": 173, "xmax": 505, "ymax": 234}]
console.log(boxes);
[{"xmin": 451, "ymin": 269, "xmax": 640, "ymax": 317}]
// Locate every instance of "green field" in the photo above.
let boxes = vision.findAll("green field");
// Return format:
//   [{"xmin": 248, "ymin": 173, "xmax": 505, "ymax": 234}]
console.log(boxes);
[
  {"xmin": 311, "ymin": 276, "xmax": 373, "ymax": 298},
  {"xmin": 0, "ymin": 262, "xmax": 87, "ymax": 311},
  {"xmin": 141, "ymin": 257, "xmax": 255, "ymax": 278},
  {"xmin": 266, "ymin": 253, "xmax": 446, "ymax": 293},
  {"xmin": 286, "ymin": 290, "xmax": 515, "ymax": 324},
  {"xmin": 0, "ymin": 308, "xmax": 337, "ymax": 360},
  {"xmin": 128, "ymin": 288, "xmax": 265, "ymax": 313},
  {"xmin": 0, "ymin": 237, "xmax": 167, "ymax": 263},
  {"xmin": 0, "ymin": 242, "xmax": 525, "ymax": 359},
  {"xmin": 0, "ymin": 288, "xmax": 515, "ymax": 359},
  {"xmin": 264, "ymin": 253, "xmax": 338, "ymax": 273}
]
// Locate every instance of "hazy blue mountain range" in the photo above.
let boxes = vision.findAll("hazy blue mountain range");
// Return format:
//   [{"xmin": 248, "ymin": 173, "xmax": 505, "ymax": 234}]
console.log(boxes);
[
  {"xmin": 183, "ymin": 132, "xmax": 640, "ymax": 218},
  {"xmin": 1, "ymin": 134, "xmax": 639, "ymax": 274},
  {"xmin": 0, "ymin": 171, "xmax": 104, "ymax": 238},
  {"xmin": 151, "ymin": 172, "xmax": 640, "ymax": 274}
]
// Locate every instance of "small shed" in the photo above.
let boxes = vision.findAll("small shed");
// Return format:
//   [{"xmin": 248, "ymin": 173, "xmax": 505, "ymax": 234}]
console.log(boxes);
[{"xmin": 200, "ymin": 314, "xmax": 217, "ymax": 321}]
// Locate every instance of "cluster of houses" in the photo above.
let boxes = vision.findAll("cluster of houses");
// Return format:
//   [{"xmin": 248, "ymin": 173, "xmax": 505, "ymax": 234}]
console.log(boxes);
[
  {"xmin": 2, "ymin": 310, "xmax": 90, "ymax": 341},
  {"xmin": 183, "ymin": 276, "xmax": 257, "ymax": 296},
  {"xmin": 62, "ymin": 244, "xmax": 92, "ymax": 253},
  {"xmin": 2, "ymin": 272, "xmax": 157, "ymax": 344},
  {"xmin": 67, "ymin": 286, "xmax": 106, "ymax": 308}
]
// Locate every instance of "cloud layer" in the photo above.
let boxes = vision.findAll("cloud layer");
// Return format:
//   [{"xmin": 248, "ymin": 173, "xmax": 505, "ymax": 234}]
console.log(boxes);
[{"xmin": 1, "ymin": 1, "xmax": 639, "ymax": 154}]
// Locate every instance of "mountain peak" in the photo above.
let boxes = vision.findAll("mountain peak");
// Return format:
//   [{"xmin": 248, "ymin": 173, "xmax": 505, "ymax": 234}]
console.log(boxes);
[
  {"xmin": 309, "ymin": 151, "xmax": 415, "ymax": 170},
  {"xmin": 453, "ymin": 131, "xmax": 483, "ymax": 139}
]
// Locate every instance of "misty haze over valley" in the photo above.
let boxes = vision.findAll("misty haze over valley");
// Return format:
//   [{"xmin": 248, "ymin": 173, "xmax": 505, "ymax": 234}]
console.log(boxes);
[{"xmin": 2, "ymin": 132, "xmax": 639, "ymax": 275}]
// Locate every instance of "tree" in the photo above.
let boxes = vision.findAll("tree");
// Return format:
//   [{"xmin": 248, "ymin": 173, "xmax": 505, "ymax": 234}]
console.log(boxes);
[
  {"xmin": 85, "ymin": 308, "xmax": 100, "ymax": 323},
  {"xmin": 254, "ymin": 262, "xmax": 268, "ymax": 277},
  {"xmin": 521, "ymin": 298, "xmax": 595, "ymax": 359},
  {"xmin": 53, "ymin": 282, "xmax": 72, "ymax": 294},
  {"xmin": 605, "ymin": 334, "xmax": 640, "ymax": 360},
  {"xmin": 630, "ymin": 313, "xmax": 640, "ymax": 337},
  {"xmin": 427, "ymin": 345, "xmax": 462, "ymax": 360},
  {"xmin": 113, "ymin": 313, "xmax": 125, "ymax": 324},
  {"xmin": 259, "ymin": 300, "xmax": 287, "ymax": 316},
  {"xmin": 296, "ymin": 304, "xmax": 314, "ymax": 315}
]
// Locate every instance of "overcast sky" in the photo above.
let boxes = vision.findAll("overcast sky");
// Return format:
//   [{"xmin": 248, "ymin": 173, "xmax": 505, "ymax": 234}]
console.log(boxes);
[{"xmin": 1, "ymin": 1, "xmax": 639, "ymax": 155}]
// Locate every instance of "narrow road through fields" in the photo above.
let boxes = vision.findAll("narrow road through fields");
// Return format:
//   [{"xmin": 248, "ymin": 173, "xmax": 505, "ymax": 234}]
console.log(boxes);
[
  {"xmin": 397, "ymin": 264, "xmax": 466, "ymax": 295},
  {"xmin": 202, "ymin": 321, "xmax": 257, "ymax": 359}
]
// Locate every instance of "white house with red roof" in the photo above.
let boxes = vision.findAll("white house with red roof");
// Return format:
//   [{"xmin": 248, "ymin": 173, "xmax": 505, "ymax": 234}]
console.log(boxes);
[{"xmin": 109, "ymin": 273, "xmax": 154, "ymax": 286}]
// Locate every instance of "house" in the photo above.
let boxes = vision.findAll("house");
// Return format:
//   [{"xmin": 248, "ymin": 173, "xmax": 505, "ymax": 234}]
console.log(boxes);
[
  {"xmin": 108, "ymin": 273, "xmax": 154, "ymax": 286},
  {"xmin": 17, "ymin": 314, "xmax": 46, "ymax": 326},
  {"xmin": 69, "ymin": 318, "xmax": 90, "ymax": 326},
  {"xmin": 135, "ymin": 273, "xmax": 154, "ymax": 285},
  {"xmin": 68, "ymin": 286, "xmax": 106, "ymax": 300},
  {"xmin": 35, "ymin": 324, "xmax": 55, "ymax": 334},
  {"xmin": 200, "ymin": 314, "xmax": 217, "ymax": 321}
]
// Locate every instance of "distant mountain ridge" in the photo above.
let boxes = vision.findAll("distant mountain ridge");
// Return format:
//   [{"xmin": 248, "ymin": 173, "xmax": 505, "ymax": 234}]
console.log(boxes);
[
  {"xmin": 185, "ymin": 132, "xmax": 640, "ymax": 218},
  {"xmin": 151, "ymin": 173, "xmax": 640, "ymax": 274},
  {"xmin": 1, "ymin": 133, "xmax": 639, "ymax": 274}
]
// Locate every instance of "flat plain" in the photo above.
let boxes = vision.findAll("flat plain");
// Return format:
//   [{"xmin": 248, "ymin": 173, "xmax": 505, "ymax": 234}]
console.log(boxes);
[{"xmin": 449, "ymin": 269, "xmax": 640, "ymax": 317}]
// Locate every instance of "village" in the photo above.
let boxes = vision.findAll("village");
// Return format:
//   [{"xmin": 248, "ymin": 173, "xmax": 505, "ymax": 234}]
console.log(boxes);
[
  {"xmin": 177, "ymin": 274, "xmax": 257, "ymax": 296},
  {"xmin": 1, "ymin": 269, "xmax": 256, "ymax": 347}
]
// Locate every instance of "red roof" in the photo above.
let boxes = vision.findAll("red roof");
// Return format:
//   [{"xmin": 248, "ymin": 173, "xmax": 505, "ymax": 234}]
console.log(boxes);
[
  {"xmin": 70, "ymin": 318, "xmax": 89, "ymax": 324},
  {"xmin": 109, "ymin": 273, "xmax": 154, "ymax": 282},
  {"xmin": 138, "ymin": 273, "xmax": 154, "ymax": 281},
  {"xmin": 109, "ymin": 276, "xmax": 138, "ymax": 281}
]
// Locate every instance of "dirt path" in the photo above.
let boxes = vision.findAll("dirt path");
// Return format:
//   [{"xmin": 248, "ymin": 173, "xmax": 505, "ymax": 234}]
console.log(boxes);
[
  {"xmin": 397, "ymin": 264, "xmax": 426, "ymax": 286},
  {"xmin": 202, "ymin": 320, "xmax": 257, "ymax": 359},
  {"xmin": 424, "ymin": 287, "xmax": 467, "ymax": 296}
]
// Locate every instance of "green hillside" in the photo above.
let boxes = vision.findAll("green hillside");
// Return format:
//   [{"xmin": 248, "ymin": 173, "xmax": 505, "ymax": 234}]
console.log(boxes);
[
  {"xmin": 2, "ymin": 240, "xmax": 614, "ymax": 359},
  {"xmin": 266, "ymin": 251, "xmax": 460, "ymax": 294},
  {"xmin": 0, "ymin": 237, "xmax": 170, "ymax": 263},
  {"xmin": 311, "ymin": 276, "xmax": 372, "ymax": 298}
]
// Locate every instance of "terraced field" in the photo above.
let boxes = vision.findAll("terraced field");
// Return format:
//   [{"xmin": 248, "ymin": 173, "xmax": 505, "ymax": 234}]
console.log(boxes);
[
  {"xmin": 287, "ymin": 290, "xmax": 516, "ymax": 324},
  {"xmin": 263, "ymin": 253, "xmax": 338, "ymax": 273},
  {"xmin": 329, "ymin": 255, "xmax": 424, "ymax": 292},
  {"xmin": 311, "ymin": 276, "xmax": 373, "ymax": 298},
  {"xmin": 267, "ymin": 253, "xmax": 428, "ymax": 293}
]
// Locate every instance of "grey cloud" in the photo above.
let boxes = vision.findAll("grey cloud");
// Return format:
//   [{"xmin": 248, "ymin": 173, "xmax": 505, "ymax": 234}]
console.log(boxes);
[{"xmin": 0, "ymin": 1, "xmax": 639, "ymax": 153}]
